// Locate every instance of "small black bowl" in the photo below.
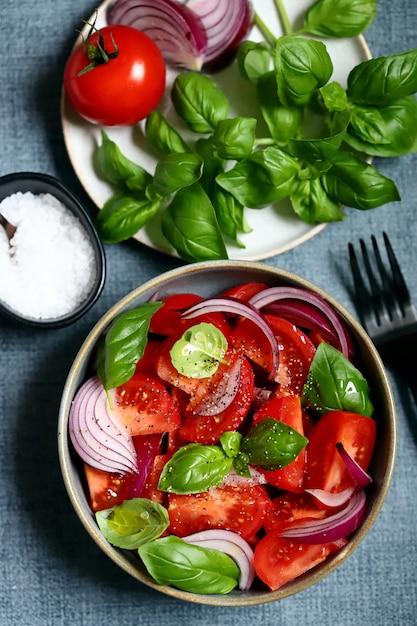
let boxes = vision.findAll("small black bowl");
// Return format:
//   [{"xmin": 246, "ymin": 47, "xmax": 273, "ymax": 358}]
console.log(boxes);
[{"xmin": 0, "ymin": 172, "xmax": 106, "ymax": 328}]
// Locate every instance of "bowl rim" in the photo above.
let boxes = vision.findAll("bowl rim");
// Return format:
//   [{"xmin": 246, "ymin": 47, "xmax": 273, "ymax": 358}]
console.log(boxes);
[
  {"xmin": 57, "ymin": 259, "xmax": 397, "ymax": 606},
  {"xmin": 0, "ymin": 171, "xmax": 106, "ymax": 328}
]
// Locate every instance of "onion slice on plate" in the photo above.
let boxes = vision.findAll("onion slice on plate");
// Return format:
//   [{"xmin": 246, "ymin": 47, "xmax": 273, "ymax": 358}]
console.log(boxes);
[
  {"xmin": 183, "ymin": 529, "xmax": 255, "ymax": 590},
  {"xmin": 182, "ymin": 297, "xmax": 279, "ymax": 380},
  {"xmin": 187, "ymin": 0, "xmax": 254, "ymax": 71},
  {"xmin": 107, "ymin": 0, "xmax": 207, "ymax": 70},
  {"xmin": 279, "ymin": 490, "xmax": 367, "ymax": 544},
  {"xmin": 69, "ymin": 376, "xmax": 138, "ymax": 474},
  {"xmin": 249, "ymin": 286, "xmax": 352, "ymax": 358}
]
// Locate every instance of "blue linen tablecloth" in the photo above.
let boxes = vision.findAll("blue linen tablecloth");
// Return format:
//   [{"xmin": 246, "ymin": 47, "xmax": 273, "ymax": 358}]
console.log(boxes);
[{"xmin": 1, "ymin": 1, "xmax": 417, "ymax": 624}]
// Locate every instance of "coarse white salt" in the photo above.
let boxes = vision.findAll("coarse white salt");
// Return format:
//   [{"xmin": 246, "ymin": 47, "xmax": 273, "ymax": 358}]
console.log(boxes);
[{"xmin": 0, "ymin": 191, "xmax": 97, "ymax": 319}]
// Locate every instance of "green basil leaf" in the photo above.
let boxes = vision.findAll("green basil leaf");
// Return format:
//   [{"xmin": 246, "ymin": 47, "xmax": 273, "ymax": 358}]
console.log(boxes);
[
  {"xmin": 242, "ymin": 417, "xmax": 308, "ymax": 471},
  {"xmin": 152, "ymin": 152, "xmax": 203, "ymax": 197},
  {"xmin": 256, "ymin": 72, "xmax": 304, "ymax": 143},
  {"xmin": 195, "ymin": 138, "xmax": 226, "ymax": 197},
  {"xmin": 291, "ymin": 178, "xmax": 345, "ymax": 223},
  {"xmin": 96, "ymin": 193, "xmax": 161, "ymax": 243},
  {"xmin": 237, "ymin": 40, "xmax": 273, "ymax": 82},
  {"xmin": 211, "ymin": 117, "xmax": 257, "ymax": 160},
  {"xmin": 219, "ymin": 431, "xmax": 242, "ymax": 458},
  {"xmin": 345, "ymin": 96, "xmax": 417, "ymax": 156},
  {"xmin": 96, "ymin": 498, "xmax": 169, "ymax": 549},
  {"xmin": 288, "ymin": 110, "xmax": 350, "ymax": 162},
  {"xmin": 216, "ymin": 146, "xmax": 299, "ymax": 208},
  {"xmin": 158, "ymin": 443, "xmax": 233, "ymax": 494},
  {"xmin": 94, "ymin": 130, "xmax": 152, "ymax": 191},
  {"xmin": 232, "ymin": 451, "xmax": 251, "ymax": 478},
  {"xmin": 320, "ymin": 81, "xmax": 348, "ymax": 112},
  {"xmin": 302, "ymin": 342, "xmax": 374, "ymax": 416},
  {"xmin": 170, "ymin": 322, "xmax": 229, "ymax": 378},
  {"xmin": 161, "ymin": 183, "xmax": 228, "ymax": 262},
  {"xmin": 275, "ymin": 36, "xmax": 333, "ymax": 106},
  {"xmin": 347, "ymin": 49, "xmax": 417, "ymax": 105},
  {"xmin": 97, "ymin": 302, "xmax": 163, "ymax": 390},
  {"xmin": 348, "ymin": 105, "xmax": 391, "ymax": 145},
  {"xmin": 212, "ymin": 185, "xmax": 251, "ymax": 248},
  {"xmin": 138, "ymin": 535, "xmax": 239, "ymax": 594},
  {"xmin": 171, "ymin": 72, "xmax": 229, "ymax": 134},
  {"xmin": 302, "ymin": 0, "xmax": 377, "ymax": 38},
  {"xmin": 322, "ymin": 151, "xmax": 401, "ymax": 209},
  {"xmin": 145, "ymin": 110, "xmax": 189, "ymax": 154}
]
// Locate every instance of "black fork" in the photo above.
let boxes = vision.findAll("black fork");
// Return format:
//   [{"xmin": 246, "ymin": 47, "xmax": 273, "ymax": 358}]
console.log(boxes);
[{"xmin": 348, "ymin": 232, "xmax": 417, "ymax": 405}]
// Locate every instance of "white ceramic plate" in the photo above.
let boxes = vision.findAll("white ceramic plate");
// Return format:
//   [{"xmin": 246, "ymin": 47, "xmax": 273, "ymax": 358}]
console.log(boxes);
[{"xmin": 61, "ymin": 0, "xmax": 371, "ymax": 261}]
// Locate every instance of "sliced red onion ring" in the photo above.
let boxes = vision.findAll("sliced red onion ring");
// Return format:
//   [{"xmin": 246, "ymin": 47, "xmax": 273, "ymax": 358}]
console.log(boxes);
[
  {"xmin": 127, "ymin": 433, "xmax": 163, "ymax": 497},
  {"xmin": 183, "ymin": 529, "xmax": 255, "ymax": 590},
  {"xmin": 182, "ymin": 297, "xmax": 279, "ymax": 380},
  {"xmin": 336, "ymin": 442, "xmax": 373, "ymax": 489},
  {"xmin": 249, "ymin": 286, "xmax": 352, "ymax": 358},
  {"xmin": 305, "ymin": 487, "xmax": 356, "ymax": 509},
  {"xmin": 221, "ymin": 467, "xmax": 267, "ymax": 487},
  {"xmin": 187, "ymin": 0, "xmax": 254, "ymax": 71},
  {"xmin": 279, "ymin": 490, "xmax": 367, "ymax": 544},
  {"xmin": 107, "ymin": 0, "xmax": 207, "ymax": 70},
  {"xmin": 69, "ymin": 376, "xmax": 138, "ymax": 474},
  {"xmin": 193, "ymin": 354, "xmax": 242, "ymax": 416}
]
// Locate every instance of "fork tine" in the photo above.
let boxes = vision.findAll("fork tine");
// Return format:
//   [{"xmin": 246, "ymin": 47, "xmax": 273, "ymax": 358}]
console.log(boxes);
[
  {"xmin": 348, "ymin": 241, "xmax": 374, "ymax": 323},
  {"xmin": 359, "ymin": 237, "xmax": 386, "ymax": 325},
  {"xmin": 382, "ymin": 231, "xmax": 412, "ymax": 315}
]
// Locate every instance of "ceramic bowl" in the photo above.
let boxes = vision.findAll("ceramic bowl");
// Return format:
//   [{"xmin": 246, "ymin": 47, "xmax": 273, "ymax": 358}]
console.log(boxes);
[
  {"xmin": 58, "ymin": 260, "xmax": 396, "ymax": 606},
  {"xmin": 0, "ymin": 171, "xmax": 106, "ymax": 328}
]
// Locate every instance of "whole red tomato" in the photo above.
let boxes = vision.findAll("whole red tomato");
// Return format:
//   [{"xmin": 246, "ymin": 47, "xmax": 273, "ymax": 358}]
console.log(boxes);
[{"xmin": 64, "ymin": 24, "xmax": 166, "ymax": 126}]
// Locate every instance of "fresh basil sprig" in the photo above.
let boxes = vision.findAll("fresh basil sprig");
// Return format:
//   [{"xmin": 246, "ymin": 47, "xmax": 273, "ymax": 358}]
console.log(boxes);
[
  {"xmin": 158, "ymin": 443, "xmax": 233, "ymax": 494},
  {"xmin": 170, "ymin": 322, "xmax": 229, "ymax": 378},
  {"xmin": 138, "ymin": 535, "xmax": 239, "ymax": 594},
  {"xmin": 97, "ymin": 302, "xmax": 163, "ymax": 390},
  {"xmin": 96, "ymin": 498, "xmax": 169, "ymax": 549},
  {"xmin": 302, "ymin": 342, "xmax": 374, "ymax": 416},
  {"xmin": 300, "ymin": 0, "xmax": 377, "ymax": 38},
  {"xmin": 241, "ymin": 417, "xmax": 308, "ymax": 471}
]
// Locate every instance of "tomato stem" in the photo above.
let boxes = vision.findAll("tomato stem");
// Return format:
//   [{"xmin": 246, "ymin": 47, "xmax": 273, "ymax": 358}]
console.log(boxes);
[{"xmin": 77, "ymin": 13, "xmax": 119, "ymax": 76}]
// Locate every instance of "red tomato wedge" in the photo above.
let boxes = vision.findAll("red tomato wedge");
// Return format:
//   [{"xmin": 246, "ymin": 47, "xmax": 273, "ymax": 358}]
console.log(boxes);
[
  {"xmin": 84, "ymin": 464, "xmax": 131, "ymax": 512},
  {"xmin": 113, "ymin": 373, "xmax": 181, "ymax": 435},
  {"xmin": 264, "ymin": 492, "xmax": 331, "ymax": 534},
  {"xmin": 178, "ymin": 355, "xmax": 254, "ymax": 444},
  {"xmin": 231, "ymin": 314, "xmax": 315, "ymax": 394},
  {"xmin": 305, "ymin": 410, "xmax": 376, "ymax": 495},
  {"xmin": 254, "ymin": 532, "xmax": 346, "ymax": 590},
  {"xmin": 252, "ymin": 395, "xmax": 306, "ymax": 492},
  {"xmin": 149, "ymin": 293, "xmax": 203, "ymax": 336},
  {"xmin": 220, "ymin": 282, "xmax": 269, "ymax": 302},
  {"xmin": 168, "ymin": 483, "xmax": 273, "ymax": 541}
]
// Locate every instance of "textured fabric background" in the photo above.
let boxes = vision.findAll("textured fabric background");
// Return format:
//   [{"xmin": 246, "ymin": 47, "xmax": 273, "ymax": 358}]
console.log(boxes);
[{"xmin": 1, "ymin": 1, "xmax": 417, "ymax": 624}]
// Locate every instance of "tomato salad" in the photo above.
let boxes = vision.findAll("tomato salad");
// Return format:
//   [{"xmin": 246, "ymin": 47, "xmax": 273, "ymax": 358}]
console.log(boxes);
[{"xmin": 69, "ymin": 282, "xmax": 376, "ymax": 594}]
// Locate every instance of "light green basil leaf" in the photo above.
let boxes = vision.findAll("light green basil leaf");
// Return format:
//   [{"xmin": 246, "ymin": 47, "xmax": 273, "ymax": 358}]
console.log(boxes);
[
  {"xmin": 152, "ymin": 152, "xmax": 203, "ymax": 197},
  {"xmin": 170, "ymin": 322, "xmax": 228, "ymax": 378},
  {"xmin": 220, "ymin": 431, "xmax": 242, "ymax": 458},
  {"xmin": 302, "ymin": 342, "xmax": 374, "ymax": 416},
  {"xmin": 348, "ymin": 105, "xmax": 391, "ymax": 145},
  {"xmin": 94, "ymin": 130, "xmax": 152, "ymax": 191},
  {"xmin": 96, "ymin": 498, "xmax": 169, "ymax": 549},
  {"xmin": 216, "ymin": 146, "xmax": 299, "ymax": 208},
  {"xmin": 241, "ymin": 417, "xmax": 308, "ymax": 471},
  {"xmin": 211, "ymin": 117, "xmax": 257, "ymax": 160},
  {"xmin": 347, "ymin": 48, "xmax": 417, "ymax": 105},
  {"xmin": 256, "ymin": 72, "xmax": 304, "ymax": 143},
  {"xmin": 195, "ymin": 138, "xmax": 226, "ymax": 197},
  {"xmin": 302, "ymin": 0, "xmax": 377, "ymax": 38},
  {"xmin": 275, "ymin": 37, "xmax": 333, "ymax": 106},
  {"xmin": 320, "ymin": 81, "xmax": 348, "ymax": 112},
  {"xmin": 145, "ymin": 110, "xmax": 189, "ymax": 154},
  {"xmin": 345, "ymin": 96, "xmax": 417, "ymax": 156},
  {"xmin": 171, "ymin": 72, "xmax": 229, "ymax": 134},
  {"xmin": 158, "ymin": 443, "xmax": 233, "ymax": 494},
  {"xmin": 291, "ymin": 178, "xmax": 345, "ymax": 223},
  {"xmin": 288, "ymin": 110, "xmax": 350, "ymax": 162},
  {"xmin": 97, "ymin": 302, "xmax": 163, "ymax": 390},
  {"xmin": 96, "ymin": 192, "xmax": 161, "ymax": 243},
  {"xmin": 138, "ymin": 535, "xmax": 239, "ymax": 594},
  {"xmin": 237, "ymin": 40, "xmax": 273, "ymax": 82},
  {"xmin": 322, "ymin": 151, "xmax": 401, "ymax": 209},
  {"xmin": 161, "ymin": 183, "xmax": 228, "ymax": 262}
]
